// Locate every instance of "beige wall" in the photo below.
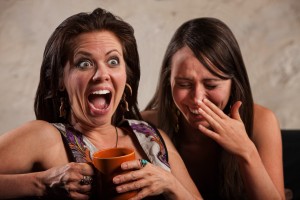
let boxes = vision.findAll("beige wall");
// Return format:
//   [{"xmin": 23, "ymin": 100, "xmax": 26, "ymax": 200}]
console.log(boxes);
[{"xmin": 0, "ymin": 0, "xmax": 299, "ymax": 134}]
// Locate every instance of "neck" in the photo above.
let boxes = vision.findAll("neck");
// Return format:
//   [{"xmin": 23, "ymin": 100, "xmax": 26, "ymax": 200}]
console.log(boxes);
[
  {"xmin": 179, "ymin": 119, "xmax": 212, "ymax": 144},
  {"xmin": 71, "ymin": 121, "xmax": 118, "ymax": 149}
]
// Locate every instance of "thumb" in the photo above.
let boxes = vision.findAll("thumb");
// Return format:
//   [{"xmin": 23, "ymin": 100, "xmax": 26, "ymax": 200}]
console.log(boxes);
[{"xmin": 230, "ymin": 101, "xmax": 242, "ymax": 121}]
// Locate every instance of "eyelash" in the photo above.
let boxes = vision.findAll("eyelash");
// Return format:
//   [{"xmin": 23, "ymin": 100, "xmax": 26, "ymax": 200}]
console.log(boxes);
[
  {"xmin": 205, "ymin": 84, "xmax": 217, "ymax": 90},
  {"xmin": 108, "ymin": 56, "xmax": 120, "ymax": 66},
  {"xmin": 75, "ymin": 56, "xmax": 120, "ymax": 69},
  {"xmin": 176, "ymin": 82, "xmax": 217, "ymax": 90},
  {"xmin": 75, "ymin": 59, "xmax": 93, "ymax": 69}
]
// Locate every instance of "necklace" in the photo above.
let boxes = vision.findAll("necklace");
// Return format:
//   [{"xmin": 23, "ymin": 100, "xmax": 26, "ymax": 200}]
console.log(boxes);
[
  {"xmin": 114, "ymin": 126, "xmax": 118, "ymax": 148},
  {"xmin": 82, "ymin": 126, "xmax": 119, "ymax": 157}
]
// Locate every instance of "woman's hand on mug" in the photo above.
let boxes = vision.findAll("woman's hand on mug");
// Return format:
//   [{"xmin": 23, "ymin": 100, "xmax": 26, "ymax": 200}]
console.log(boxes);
[
  {"xmin": 40, "ymin": 162, "xmax": 94, "ymax": 199},
  {"xmin": 112, "ymin": 159, "xmax": 175, "ymax": 200}
]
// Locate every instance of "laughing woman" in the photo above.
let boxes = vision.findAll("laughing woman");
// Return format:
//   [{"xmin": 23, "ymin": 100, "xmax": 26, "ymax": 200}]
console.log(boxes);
[{"xmin": 143, "ymin": 17, "xmax": 285, "ymax": 200}]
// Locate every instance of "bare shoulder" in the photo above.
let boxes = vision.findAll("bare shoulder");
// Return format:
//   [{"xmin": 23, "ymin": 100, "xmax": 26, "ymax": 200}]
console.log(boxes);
[
  {"xmin": 253, "ymin": 104, "xmax": 279, "ymax": 129},
  {"xmin": 252, "ymin": 103, "xmax": 281, "ymax": 144},
  {"xmin": 141, "ymin": 110, "xmax": 159, "ymax": 127},
  {"xmin": 0, "ymin": 120, "xmax": 65, "ymax": 172},
  {"xmin": 156, "ymin": 128, "xmax": 177, "ymax": 154},
  {"xmin": 1, "ymin": 120, "xmax": 61, "ymax": 142}
]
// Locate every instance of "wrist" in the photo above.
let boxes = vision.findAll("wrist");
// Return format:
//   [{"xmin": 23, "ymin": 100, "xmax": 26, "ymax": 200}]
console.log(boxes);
[
  {"xmin": 237, "ymin": 142, "xmax": 259, "ymax": 165},
  {"xmin": 33, "ymin": 171, "xmax": 48, "ymax": 197}
]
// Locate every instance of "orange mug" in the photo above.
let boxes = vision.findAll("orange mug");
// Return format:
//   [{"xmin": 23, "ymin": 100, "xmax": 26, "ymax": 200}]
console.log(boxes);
[{"xmin": 92, "ymin": 147, "xmax": 137, "ymax": 200}]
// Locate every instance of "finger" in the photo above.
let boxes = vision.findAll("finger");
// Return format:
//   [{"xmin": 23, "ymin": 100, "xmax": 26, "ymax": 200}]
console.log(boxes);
[
  {"xmin": 198, "ymin": 124, "xmax": 221, "ymax": 142},
  {"xmin": 66, "ymin": 180, "xmax": 92, "ymax": 193},
  {"xmin": 129, "ymin": 184, "xmax": 160, "ymax": 200},
  {"xmin": 116, "ymin": 179, "xmax": 147, "ymax": 193},
  {"xmin": 202, "ymin": 99, "xmax": 228, "ymax": 119},
  {"xmin": 230, "ymin": 101, "xmax": 242, "ymax": 121},
  {"xmin": 76, "ymin": 184, "xmax": 92, "ymax": 193},
  {"xmin": 64, "ymin": 163, "xmax": 94, "ymax": 182},
  {"xmin": 121, "ymin": 159, "xmax": 144, "ymax": 170},
  {"xmin": 113, "ymin": 170, "xmax": 142, "ymax": 184},
  {"xmin": 68, "ymin": 189, "xmax": 90, "ymax": 200},
  {"xmin": 79, "ymin": 162, "xmax": 95, "ymax": 176},
  {"xmin": 198, "ymin": 107, "xmax": 223, "ymax": 131}
]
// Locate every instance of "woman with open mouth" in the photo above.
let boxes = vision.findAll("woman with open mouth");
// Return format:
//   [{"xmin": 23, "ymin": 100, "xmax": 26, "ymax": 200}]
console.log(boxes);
[{"xmin": 0, "ymin": 8, "xmax": 202, "ymax": 200}]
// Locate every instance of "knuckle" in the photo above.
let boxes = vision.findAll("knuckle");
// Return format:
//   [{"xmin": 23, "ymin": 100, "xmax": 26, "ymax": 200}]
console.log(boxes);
[
  {"xmin": 131, "ymin": 171, "xmax": 137, "ymax": 179},
  {"xmin": 134, "ymin": 182, "xmax": 140, "ymax": 189},
  {"xmin": 148, "ymin": 186, "xmax": 155, "ymax": 194}
]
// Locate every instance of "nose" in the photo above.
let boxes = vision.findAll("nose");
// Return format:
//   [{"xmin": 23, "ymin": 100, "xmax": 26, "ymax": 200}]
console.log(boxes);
[
  {"xmin": 192, "ymin": 84, "xmax": 205, "ymax": 105},
  {"xmin": 92, "ymin": 64, "xmax": 110, "ymax": 82}
]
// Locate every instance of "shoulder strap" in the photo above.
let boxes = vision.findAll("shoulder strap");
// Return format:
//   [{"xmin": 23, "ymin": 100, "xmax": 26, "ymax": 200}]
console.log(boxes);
[
  {"xmin": 120, "ymin": 119, "xmax": 170, "ymax": 171},
  {"xmin": 52, "ymin": 123, "xmax": 91, "ymax": 163}
]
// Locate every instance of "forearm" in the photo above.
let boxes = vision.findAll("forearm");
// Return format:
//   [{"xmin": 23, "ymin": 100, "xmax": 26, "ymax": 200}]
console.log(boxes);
[
  {"xmin": 238, "ymin": 145, "xmax": 284, "ymax": 200},
  {"xmin": 0, "ymin": 172, "xmax": 46, "ymax": 199}
]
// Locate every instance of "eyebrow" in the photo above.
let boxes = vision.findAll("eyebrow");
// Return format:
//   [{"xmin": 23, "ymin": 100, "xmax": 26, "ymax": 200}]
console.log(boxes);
[
  {"xmin": 74, "ymin": 49, "xmax": 121, "ymax": 57},
  {"xmin": 175, "ymin": 77, "xmax": 223, "ymax": 82},
  {"xmin": 106, "ymin": 49, "xmax": 121, "ymax": 56}
]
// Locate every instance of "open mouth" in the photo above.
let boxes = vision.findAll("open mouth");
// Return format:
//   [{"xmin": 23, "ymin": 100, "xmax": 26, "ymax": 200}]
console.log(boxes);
[
  {"xmin": 189, "ymin": 107, "xmax": 201, "ymax": 115},
  {"xmin": 88, "ymin": 89, "xmax": 112, "ymax": 110}
]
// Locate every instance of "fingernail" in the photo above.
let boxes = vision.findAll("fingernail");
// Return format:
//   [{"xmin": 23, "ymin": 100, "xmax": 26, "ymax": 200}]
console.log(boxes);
[
  {"xmin": 116, "ymin": 186, "xmax": 123, "ymax": 193},
  {"xmin": 113, "ymin": 177, "xmax": 120, "ymax": 184},
  {"xmin": 196, "ymin": 99, "xmax": 202, "ymax": 105},
  {"xmin": 121, "ymin": 163, "xmax": 129, "ymax": 169}
]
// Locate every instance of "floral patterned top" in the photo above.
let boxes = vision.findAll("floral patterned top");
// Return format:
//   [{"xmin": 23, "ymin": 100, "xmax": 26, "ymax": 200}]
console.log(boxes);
[{"xmin": 52, "ymin": 119, "xmax": 170, "ymax": 171}]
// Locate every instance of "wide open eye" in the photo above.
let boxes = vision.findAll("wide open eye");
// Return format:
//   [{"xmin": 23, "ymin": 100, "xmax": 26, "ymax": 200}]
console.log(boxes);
[
  {"xmin": 76, "ymin": 59, "xmax": 94, "ymax": 69},
  {"xmin": 108, "ymin": 57, "xmax": 119, "ymax": 67}
]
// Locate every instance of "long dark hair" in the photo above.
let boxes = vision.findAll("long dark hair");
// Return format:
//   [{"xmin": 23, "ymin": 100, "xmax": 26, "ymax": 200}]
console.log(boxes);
[
  {"xmin": 34, "ymin": 8, "xmax": 142, "ymax": 125},
  {"xmin": 145, "ymin": 17, "xmax": 254, "ymax": 199}
]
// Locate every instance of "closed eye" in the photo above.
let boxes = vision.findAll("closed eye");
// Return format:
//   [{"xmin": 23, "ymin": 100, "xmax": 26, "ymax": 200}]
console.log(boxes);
[
  {"xmin": 204, "ymin": 84, "xmax": 217, "ymax": 90},
  {"xmin": 176, "ymin": 82, "xmax": 192, "ymax": 88}
]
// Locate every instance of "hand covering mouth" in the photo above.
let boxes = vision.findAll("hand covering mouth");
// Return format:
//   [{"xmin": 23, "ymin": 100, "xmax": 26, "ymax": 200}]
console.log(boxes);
[{"xmin": 88, "ymin": 89, "xmax": 112, "ymax": 110}]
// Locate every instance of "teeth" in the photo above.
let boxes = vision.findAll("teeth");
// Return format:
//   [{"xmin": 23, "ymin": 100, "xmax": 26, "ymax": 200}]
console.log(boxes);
[
  {"xmin": 190, "ymin": 108, "xmax": 201, "ymax": 115},
  {"xmin": 92, "ymin": 90, "xmax": 110, "ymax": 95}
]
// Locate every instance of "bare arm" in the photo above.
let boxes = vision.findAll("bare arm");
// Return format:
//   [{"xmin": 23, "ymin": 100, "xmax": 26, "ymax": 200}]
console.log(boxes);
[
  {"xmin": 198, "ymin": 100, "xmax": 285, "ymax": 199},
  {"xmin": 159, "ymin": 129, "xmax": 202, "ymax": 200},
  {"xmin": 239, "ymin": 104, "xmax": 285, "ymax": 199},
  {"xmin": 0, "ymin": 120, "xmax": 94, "ymax": 199},
  {"xmin": 141, "ymin": 110, "xmax": 202, "ymax": 199}
]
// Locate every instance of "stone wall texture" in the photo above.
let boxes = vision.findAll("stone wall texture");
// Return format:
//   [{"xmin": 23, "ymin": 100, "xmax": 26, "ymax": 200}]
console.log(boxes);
[{"xmin": 0, "ymin": 0, "xmax": 299, "ymax": 134}]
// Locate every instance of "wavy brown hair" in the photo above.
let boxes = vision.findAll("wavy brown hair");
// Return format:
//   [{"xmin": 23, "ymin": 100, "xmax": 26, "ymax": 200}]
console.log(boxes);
[
  {"xmin": 145, "ymin": 17, "xmax": 254, "ymax": 199},
  {"xmin": 34, "ymin": 8, "xmax": 142, "ymax": 125}
]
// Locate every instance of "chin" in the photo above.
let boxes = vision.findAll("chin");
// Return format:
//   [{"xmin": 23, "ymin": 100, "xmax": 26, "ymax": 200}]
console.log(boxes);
[{"xmin": 190, "ymin": 120, "xmax": 210, "ymax": 130}]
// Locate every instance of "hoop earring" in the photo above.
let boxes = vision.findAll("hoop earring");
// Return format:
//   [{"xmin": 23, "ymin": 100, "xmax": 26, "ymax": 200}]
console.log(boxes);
[
  {"xmin": 59, "ymin": 97, "xmax": 67, "ymax": 118},
  {"xmin": 125, "ymin": 83, "xmax": 132, "ymax": 97},
  {"xmin": 121, "ymin": 83, "xmax": 133, "ymax": 116}
]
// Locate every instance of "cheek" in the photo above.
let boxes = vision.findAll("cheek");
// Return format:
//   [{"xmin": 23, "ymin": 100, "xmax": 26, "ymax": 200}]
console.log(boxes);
[
  {"xmin": 171, "ymin": 87, "xmax": 188, "ymax": 110},
  {"xmin": 64, "ymin": 74, "xmax": 87, "ymax": 102},
  {"xmin": 114, "ymin": 70, "xmax": 127, "ymax": 96},
  {"xmin": 208, "ymin": 91, "xmax": 231, "ymax": 110}
]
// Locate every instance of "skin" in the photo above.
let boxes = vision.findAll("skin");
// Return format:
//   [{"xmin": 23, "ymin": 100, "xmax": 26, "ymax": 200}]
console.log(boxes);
[
  {"xmin": 0, "ymin": 32, "xmax": 201, "ymax": 200},
  {"xmin": 142, "ymin": 46, "xmax": 285, "ymax": 199}
]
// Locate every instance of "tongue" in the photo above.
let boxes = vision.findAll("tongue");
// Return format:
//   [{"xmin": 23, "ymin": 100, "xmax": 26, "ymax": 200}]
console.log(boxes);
[{"xmin": 90, "ymin": 96, "xmax": 107, "ymax": 110}]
